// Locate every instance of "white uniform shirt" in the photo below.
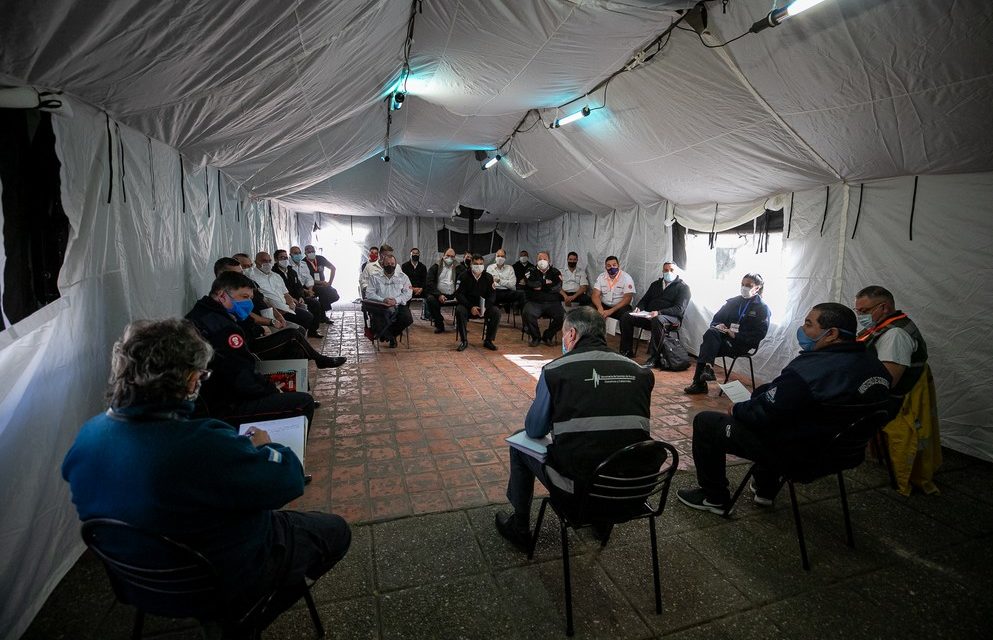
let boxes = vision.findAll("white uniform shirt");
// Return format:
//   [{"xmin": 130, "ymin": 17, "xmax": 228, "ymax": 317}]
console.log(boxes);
[
  {"xmin": 246, "ymin": 267, "xmax": 292, "ymax": 312},
  {"xmin": 561, "ymin": 267, "xmax": 589, "ymax": 293},
  {"xmin": 594, "ymin": 270, "xmax": 636, "ymax": 307},
  {"xmin": 360, "ymin": 260, "xmax": 384, "ymax": 290},
  {"xmin": 366, "ymin": 270, "xmax": 412, "ymax": 305},
  {"xmin": 874, "ymin": 327, "xmax": 916, "ymax": 366},
  {"xmin": 437, "ymin": 264, "xmax": 456, "ymax": 295},
  {"xmin": 487, "ymin": 263, "xmax": 517, "ymax": 290},
  {"xmin": 291, "ymin": 261, "xmax": 315, "ymax": 288}
]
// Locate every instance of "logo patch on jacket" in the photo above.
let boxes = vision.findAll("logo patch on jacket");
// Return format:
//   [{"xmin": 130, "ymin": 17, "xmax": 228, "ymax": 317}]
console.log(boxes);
[
  {"xmin": 584, "ymin": 368, "xmax": 637, "ymax": 388},
  {"xmin": 228, "ymin": 334, "xmax": 245, "ymax": 349}
]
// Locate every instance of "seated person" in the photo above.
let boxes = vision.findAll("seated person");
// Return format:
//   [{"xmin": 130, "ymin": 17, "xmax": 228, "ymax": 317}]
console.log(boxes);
[
  {"xmin": 360, "ymin": 244, "xmax": 393, "ymax": 294},
  {"xmin": 424, "ymin": 248, "xmax": 460, "ymax": 333},
  {"xmin": 685, "ymin": 272, "xmax": 771, "ymax": 395},
  {"xmin": 513, "ymin": 250, "xmax": 531, "ymax": 291},
  {"xmin": 455, "ymin": 253, "xmax": 500, "ymax": 352},
  {"xmin": 359, "ymin": 245, "xmax": 378, "ymax": 275},
  {"xmin": 214, "ymin": 258, "xmax": 344, "ymax": 368},
  {"xmin": 619, "ymin": 261, "xmax": 691, "ymax": 366},
  {"xmin": 560, "ymin": 251, "xmax": 592, "ymax": 307},
  {"xmin": 487, "ymin": 248, "xmax": 526, "ymax": 311},
  {"xmin": 62, "ymin": 318, "xmax": 350, "ymax": 627},
  {"xmin": 494, "ymin": 307, "xmax": 655, "ymax": 551},
  {"xmin": 401, "ymin": 247, "xmax": 428, "ymax": 299},
  {"xmin": 300, "ymin": 244, "xmax": 340, "ymax": 315},
  {"xmin": 522, "ymin": 251, "xmax": 564, "ymax": 347},
  {"xmin": 186, "ymin": 271, "xmax": 316, "ymax": 425},
  {"xmin": 273, "ymin": 249, "xmax": 324, "ymax": 335},
  {"xmin": 592, "ymin": 255, "xmax": 635, "ymax": 323},
  {"xmin": 364, "ymin": 254, "xmax": 413, "ymax": 348},
  {"xmin": 246, "ymin": 251, "xmax": 317, "ymax": 337},
  {"xmin": 677, "ymin": 303, "xmax": 891, "ymax": 513}
]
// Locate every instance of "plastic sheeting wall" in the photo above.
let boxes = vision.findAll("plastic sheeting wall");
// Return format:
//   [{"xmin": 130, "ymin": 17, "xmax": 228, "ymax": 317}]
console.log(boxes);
[{"xmin": 0, "ymin": 101, "xmax": 294, "ymax": 640}]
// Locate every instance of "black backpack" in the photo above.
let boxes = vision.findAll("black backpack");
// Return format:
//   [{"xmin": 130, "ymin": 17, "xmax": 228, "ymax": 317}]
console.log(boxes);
[{"xmin": 658, "ymin": 334, "xmax": 690, "ymax": 371}]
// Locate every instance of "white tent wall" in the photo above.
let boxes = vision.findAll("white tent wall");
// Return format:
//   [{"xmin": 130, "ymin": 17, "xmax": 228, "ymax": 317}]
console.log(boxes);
[{"xmin": 0, "ymin": 100, "xmax": 294, "ymax": 640}]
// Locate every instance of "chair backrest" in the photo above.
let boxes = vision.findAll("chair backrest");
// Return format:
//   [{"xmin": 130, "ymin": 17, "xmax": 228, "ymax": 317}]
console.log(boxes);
[
  {"xmin": 789, "ymin": 408, "xmax": 891, "ymax": 482},
  {"xmin": 583, "ymin": 440, "xmax": 679, "ymax": 523},
  {"xmin": 82, "ymin": 519, "xmax": 222, "ymax": 619}
]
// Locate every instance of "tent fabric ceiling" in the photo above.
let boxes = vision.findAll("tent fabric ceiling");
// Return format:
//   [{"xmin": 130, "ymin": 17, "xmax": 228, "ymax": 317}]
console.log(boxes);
[{"xmin": 2, "ymin": 0, "xmax": 991, "ymax": 219}]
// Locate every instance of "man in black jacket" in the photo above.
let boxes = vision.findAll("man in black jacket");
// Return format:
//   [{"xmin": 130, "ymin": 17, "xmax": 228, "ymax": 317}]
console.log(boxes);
[
  {"xmin": 455, "ymin": 254, "xmax": 500, "ymax": 351},
  {"xmin": 273, "ymin": 248, "xmax": 324, "ymax": 337},
  {"xmin": 186, "ymin": 271, "xmax": 316, "ymax": 426},
  {"xmin": 619, "ymin": 261, "xmax": 691, "ymax": 365},
  {"xmin": 495, "ymin": 306, "xmax": 655, "ymax": 551},
  {"xmin": 677, "ymin": 303, "xmax": 891, "ymax": 514},
  {"xmin": 401, "ymin": 247, "xmax": 427, "ymax": 300},
  {"xmin": 522, "ymin": 251, "xmax": 564, "ymax": 347}
]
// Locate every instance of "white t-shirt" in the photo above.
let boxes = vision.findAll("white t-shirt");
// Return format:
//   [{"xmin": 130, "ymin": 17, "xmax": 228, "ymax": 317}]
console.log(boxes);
[
  {"xmin": 246, "ymin": 267, "xmax": 291, "ymax": 312},
  {"xmin": 594, "ymin": 271, "xmax": 636, "ymax": 307},
  {"xmin": 874, "ymin": 327, "xmax": 916, "ymax": 366},
  {"xmin": 562, "ymin": 267, "xmax": 589, "ymax": 293}
]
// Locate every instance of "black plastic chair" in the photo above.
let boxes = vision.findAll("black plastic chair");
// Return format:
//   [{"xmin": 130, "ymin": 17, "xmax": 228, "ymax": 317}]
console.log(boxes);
[
  {"xmin": 527, "ymin": 440, "xmax": 679, "ymax": 636},
  {"xmin": 722, "ymin": 408, "xmax": 892, "ymax": 570},
  {"xmin": 81, "ymin": 518, "xmax": 325, "ymax": 640},
  {"xmin": 631, "ymin": 322, "xmax": 681, "ymax": 357},
  {"xmin": 361, "ymin": 301, "xmax": 410, "ymax": 350},
  {"xmin": 719, "ymin": 345, "xmax": 758, "ymax": 389}
]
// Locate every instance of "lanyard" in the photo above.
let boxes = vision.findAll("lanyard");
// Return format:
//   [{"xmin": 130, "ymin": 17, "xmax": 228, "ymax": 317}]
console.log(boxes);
[
  {"xmin": 857, "ymin": 312, "xmax": 907, "ymax": 342},
  {"xmin": 736, "ymin": 298, "xmax": 753, "ymax": 323},
  {"xmin": 605, "ymin": 270, "xmax": 623, "ymax": 290}
]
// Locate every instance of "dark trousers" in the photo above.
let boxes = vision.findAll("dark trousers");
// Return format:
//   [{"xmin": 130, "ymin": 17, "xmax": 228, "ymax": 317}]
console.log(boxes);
[
  {"xmin": 283, "ymin": 306, "xmax": 315, "ymax": 333},
  {"xmin": 313, "ymin": 284, "xmax": 339, "ymax": 312},
  {"xmin": 424, "ymin": 293, "xmax": 455, "ymax": 328},
  {"xmin": 693, "ymin": 328, "xmax": 752, "ymax": 380},
  {"xmin": 456, "ymin": 304, "xmax": 500, "ymax": 342},
  {"xmin": 618, "ymin": 313, "xmax": 679, "ymax": 354},
  {"xmin": 506, "ymin": 446, "xmax": 550, "ymax": 529},
  {"xmin": 691, "ymin": 411, "xmax": 781, "ymax": 504},
  {"xmin": 369, "ymin": 304, "xmax": 413, "ymax": 338},
  {"xmin": 493, "ymin": 289, "xmax": 525, "ymax": 309},
  {"xmin": 303, "ymin": 297, "xmax": 324, "ymax": 327},
  {"xmin": 215, "ymin": 391, "xmax": 316, "ymax": 427},
  {"xmin": 523, "ymin": 300, "xmax": 564, "ymax": 339},
  {"xmin": 251, "ymin": 328, "xmax": 323, "ymax": 362},
  {"xmin": 562, "ymin": 292, "xmax": 592, "ymax": 307}
]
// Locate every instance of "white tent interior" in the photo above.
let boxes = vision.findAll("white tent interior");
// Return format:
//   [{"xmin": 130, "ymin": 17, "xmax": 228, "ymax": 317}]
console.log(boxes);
[{"xmin": 1, "ymin": 0, "xmax": 991, "ymax": 637}]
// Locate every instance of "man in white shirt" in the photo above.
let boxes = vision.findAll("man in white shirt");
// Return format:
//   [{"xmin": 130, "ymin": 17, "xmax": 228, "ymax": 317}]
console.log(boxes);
[
  {"xmin": 360, "ymin": 244, "xmax": 393, "ymax": 294},
  {"xmin": 592, "ymin": 255, "xmax": 635, "ymax": 322},
  {"xmin": 247, "ymin": 251, "xmax": 316, "ymax": 335},
  {"xmin": 425, "ymin": 247, "xmax": 460, "ymax": 333},
  {"xmin": 364, "ymin": 254, "xmax": 413, "ymax": 348},
  {"xmin": 487, "ymin": 248, "xmax": 526, "ymax": 310},
  {"xmin": 560, "ymin": 251, "xmax": 591, "ymax": 307}
]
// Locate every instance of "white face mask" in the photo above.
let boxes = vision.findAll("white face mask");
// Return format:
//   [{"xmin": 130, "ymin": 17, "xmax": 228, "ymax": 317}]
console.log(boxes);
[
  {"xmin": 740, "ymin": 285, "xmax": 756, "ymax": 299},
  {"xmin": 495, "ymin": 256, "xmax": 506, "ymax": 266},
  {"xmin": 277, "ymin": 259, "xmax": 289, "ymax": 268},
  {"xmin": 663, "ymin": 271, "xmax": 676, "ymax": 283},
  {"xmin": 259, "ymin": 263, "xmax": 272, "ymax": 274},
  {"xmin": 519, "ymin": 256, "xmax": 529, "ymax": 264},
  {"xmin": 305, "ymin": 252, "xmax": 316, "ymax": 260},
  {"xmin": 856, "ymin": 313, "xmax": 874, "ymax": 332},
  {"xmin": 443, "ymin": 256, "xmax": 455, "ymax": 266},
  {"xmin": 537, "ymin": 259, "xmax": 549, "ymax": 270},
  {"xmin": 471, "ymin": 264, "xmax": 484, "ymax": 274}
]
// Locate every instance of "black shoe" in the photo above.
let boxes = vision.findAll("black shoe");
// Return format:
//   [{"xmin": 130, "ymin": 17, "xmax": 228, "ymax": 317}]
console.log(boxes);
[
  {"xmin": 316, "ymin": 356, "xmax": 347, "ymax": 369},
  {"xmin": 528, "ymin": 337, "xmax": 541, "ymax": 347},
  {"xmin": 620, "ymin": 349, "xmax": 635, "ymax": 358},
  {"xmin": 494, "ymin": 511, "xmax": 531, "ymax": 553},
  {"xmin": 308, "ymin": 331, "xmax": 324, "ymax": 339},
  {"xmin": 303, "ymin": 474, "xmax": 313, "ymax": 486},
  {"xmin": 434, "ymin": 326, "xmax": 445, "ymax": 334},
  {"xmin": 456, "ymin": 341, "xmax": 468, "ymax": 352},
  {"xmin": 483, "ymin": 341, "xmax": 498, "ymax": 351},
  {"xmin": 677, "ymin": 487, "xmax": 731, "ymax": 515},
  {"xmin": 541, "ymin": 337, "xmax": 555, "ymax": 347},
  {"xmin": 320, "ymin": 316, "xmax": 333, "ymax": 324},
  {"xmin": 643, "ymin": 355, "xmax": 661, "ymax": 368},
  {"xmin": 684, "ymin": 379, "xmax": 708, "ymax": 394},
  {"xmin": 701, "ymin": 364, "xmax": 716, "ymax": 382},
  {"xmin": 388, "ymin": 337, "xmax": 398, "ymax": 348},
  {"xmin": 313, "ymin": 401, "xmax": 321, "ymax": 408}
]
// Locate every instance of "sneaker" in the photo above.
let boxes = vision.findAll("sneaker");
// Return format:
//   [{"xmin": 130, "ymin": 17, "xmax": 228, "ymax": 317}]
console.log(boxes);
[
  {"xmin": 749, "ymin": 480, "xmax": 775, "ymax": 507},
  {"xmin": 677, "ymin": 487, "xmax": 731, "ymax": 515},
  {"xmin": 683, "ymin": 380, "xmax": 708, "ymax": 395},
  {"xmin": 701, "ymin": 364, "xmax": 716, "ymax": 382},
  {"xmin": 494, "ymin": 511, "xmax": 531, "ymax": 553}
]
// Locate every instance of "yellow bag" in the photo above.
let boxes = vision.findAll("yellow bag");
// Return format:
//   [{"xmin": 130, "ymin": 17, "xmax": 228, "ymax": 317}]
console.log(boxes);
[{"xmin": 884, "ymin": 364, "xmax": 941, "ymax": 496}]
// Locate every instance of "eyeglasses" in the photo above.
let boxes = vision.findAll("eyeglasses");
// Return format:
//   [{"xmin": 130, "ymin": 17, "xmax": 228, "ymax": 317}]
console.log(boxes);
[
  {"xmin": 198, "ymin": 369, "xmax": 212, "ymax": 382},
  {"xmin": 854, "ymin": 301, "xmax": 883, "ymax": 315}
]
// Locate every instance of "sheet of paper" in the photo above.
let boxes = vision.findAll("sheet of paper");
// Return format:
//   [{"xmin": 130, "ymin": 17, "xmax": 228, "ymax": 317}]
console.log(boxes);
[
  {"xmin": 719, "ymin": 380, "xmax": 752, "ymax": 404},
  {"xmin": 630, "ymin": 310, "xmax": 654, "ymax": 318},
  {"xmin": 505, "ymin": 431, "xmax": 552, "ymax": 461},
  {"xmin": 239, "ymin": 416, "xmax": 308, "ymax": 468}
]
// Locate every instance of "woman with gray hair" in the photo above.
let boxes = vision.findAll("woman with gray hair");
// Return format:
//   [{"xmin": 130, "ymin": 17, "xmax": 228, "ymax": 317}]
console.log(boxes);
[{"xmin": 62, "ymin": 318, "xmax": 350, "ymax": 627}]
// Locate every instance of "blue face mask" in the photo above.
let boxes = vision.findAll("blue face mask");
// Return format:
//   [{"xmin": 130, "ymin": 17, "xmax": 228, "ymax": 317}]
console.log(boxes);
[
  {"xmin": 290, "ymin": 253, "xmax": 304, "ymax": 263},
  {"xmin": 796, "ymin": 326, "xmax": 829, "ymax": 352},
  {"xmin": 230, "ymin": 298, "xmax": 254, "ymax": 321}
]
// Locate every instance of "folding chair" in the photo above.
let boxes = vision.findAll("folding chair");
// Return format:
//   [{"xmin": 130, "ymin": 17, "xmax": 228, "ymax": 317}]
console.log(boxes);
[{"xmin": 719, "ymin": 346, "xmax": 758, "ymax": 389}]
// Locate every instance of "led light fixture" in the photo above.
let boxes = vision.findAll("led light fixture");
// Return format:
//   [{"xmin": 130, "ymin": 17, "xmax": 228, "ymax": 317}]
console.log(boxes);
[
  {"xmin": 551, "ymin": 106, "xmax": 591, "ymax": 128},
  {"xmin": 382, "ymin": 153, "xmax": 390, "ymax": 162},
  {"xmin": 750, "ymin": 0, "xmax": 829, "ymax": 33},
  {"xmin": 482, "ymin": 155, "xmax": 501, "ymax": 170}
]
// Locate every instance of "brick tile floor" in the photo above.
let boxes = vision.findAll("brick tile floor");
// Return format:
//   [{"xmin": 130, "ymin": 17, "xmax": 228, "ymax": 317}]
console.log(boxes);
[{"xmin": 288, "ymin": 306, "xmax": 736, "ymax": 523}]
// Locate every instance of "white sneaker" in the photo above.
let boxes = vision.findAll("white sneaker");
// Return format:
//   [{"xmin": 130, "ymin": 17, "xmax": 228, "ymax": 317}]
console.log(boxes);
[{"xmin": 749, "ymin": 480, "xmax": 774, "ymax": 507}]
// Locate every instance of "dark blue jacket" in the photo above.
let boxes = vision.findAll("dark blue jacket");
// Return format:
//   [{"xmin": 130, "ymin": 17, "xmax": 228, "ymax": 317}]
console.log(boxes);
[
  {"xmin": 711, "ymin": 295, "xmax": 770, "ymax": 348},
  {"xmin": 733, "ymin": 342, "xmax": 891, "ymax": 445},
  {"xmin": 62, "ymin": 401, "xmax": 304, "ymax": 597}
]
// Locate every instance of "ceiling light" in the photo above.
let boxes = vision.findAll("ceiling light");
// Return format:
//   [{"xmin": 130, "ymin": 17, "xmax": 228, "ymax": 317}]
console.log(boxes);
[
  {"xmin": 381, "ymin": 153, "xmax": 390, "ymax": 162},
  {"xmin": 750, "ymin": 0, "xmax": 829, "ymax": 33},
  {"xmin": 551, "ymin": 106, "xmax": 591, "ymax": 128},
  {"xmin": 482, "ymin": 155, "xmax": 501, "ymax": 170}
]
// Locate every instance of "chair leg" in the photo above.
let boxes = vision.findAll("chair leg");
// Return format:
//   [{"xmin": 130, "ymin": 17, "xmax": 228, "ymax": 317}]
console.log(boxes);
[
  {"xmin": 787, "ymin": 480, "xmax": 810, "ymax": 571},
  {"xmin": 560, "ymin": 522, "xmax": 574, "ymax": 637},
  {"xmin": 725, "ymin": 465, "xmax": 755, "ymax": 517},
  {"xmin": 649, "ymin": 515, "xmax": 662, "ymax": 614},
  {"xmin": 131, "ymin": 609, "xmax": 144, "ymax": 640},
  {"xmin": 837, "ymin": 471, "xmax": 855, "ymax": 549},
  {"xmin": 877, "ymin": 430, "xmax": 898, "ymax": 490},
  {"xmin": 722, "ymin": 356, "xmax": 739, "ymax": 384},
  {"xmin": 528, "ymin": 498, "xmax": 548, "ymax": 560},
  {"xmin": 747, "ymin": 356, "xmax": 755, "ymax": 390},
  {"xmin": 302, "ymin": 587, "xmax": 325, "ymax": 638}
]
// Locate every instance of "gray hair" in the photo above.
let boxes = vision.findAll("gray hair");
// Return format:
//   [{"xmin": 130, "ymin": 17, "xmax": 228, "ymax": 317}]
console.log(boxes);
[
  {"xmin": 107, "ymin": 319, "xmax": 213, "ymax": 408},
  {"xmin": 564, "ymin": 306, "xmax": 605, "ymax": 341}
]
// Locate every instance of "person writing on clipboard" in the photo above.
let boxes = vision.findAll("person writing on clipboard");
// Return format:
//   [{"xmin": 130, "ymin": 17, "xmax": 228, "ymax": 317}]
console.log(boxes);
[{"xmin": 684, "ymin": 273, "xmax": 771, "ymax": 395}]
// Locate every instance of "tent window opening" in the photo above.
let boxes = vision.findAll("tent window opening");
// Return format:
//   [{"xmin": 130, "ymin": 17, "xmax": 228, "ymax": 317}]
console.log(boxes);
[
  {"xmin": 684, "ymin": 210, "xmax": 786, "ymax": 324},
  {"xmin": 0, "ymin": 110, "xmax": 70, "ymax": 330}
]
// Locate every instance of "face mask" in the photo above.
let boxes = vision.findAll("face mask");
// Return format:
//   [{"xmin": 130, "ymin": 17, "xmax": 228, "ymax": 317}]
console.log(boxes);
[
  {"xmin": 383, "ymin": 265, "xmax": 396, "ymax": 275},
  {"xmin": 369, "ymin": 252, "xmax": 379, "ymax": 262},
  {"xmin": 258, "ymin": 263, "xmax": 272, "ymax": 274},
  {"xmin": 537, "ymin": 259, "xmax": 549, "ymax": 270},
  {"xmin": 305, "ymin": 251, "xmax": 316, "ymax": 260},
  {"xmin": 663, "ymin": 271, "xmax": 676, "ymax": 283},
  {"xmin": 567, "ymin": 261, "xmax": 578, "ymax": 269},
  {"xmin": 230, "ymin": 298, "xmax": 253, "ymax": 321},
  {"xmin": 796, "ymin": 326, "xmax": 828, "ymax": 352},
  {"xmin": 562, "ymin": 337, "xmax": 569, "ymax": 355},
  {"xmin": 607, "ymin": 267, "xmax": 619, "ymax": 277},
  {"xmin": 741, "ymin": 286, "xmax": 756, "ymax": 299},
  {"xmin": 277, "ymin": 259, "xmax": 289, "ymax": 268},
  {"xmin": 471, "ymin": 264, "xmax": 484, "ymax": 274},
  {"xmin": 443, "ymin": 256, "xmax": 454, "ymax": 266},
  {"xmin": 410, "ymin": 254, "xmax": 419, "ymax": 263},
  {"xmin": 290, "ymin": 253, "xmax": 303, "ymax": 263},
  {"xmin": 496, "ymin": 256, "xmax": 506, "ymax": 266},
  {"xmin": 519, "ymin": 256, "xmax": 529, "ymax": 265},
  {"xmin": 856, "ymin": 313, "xmax": 874, "ymax": 332}
]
